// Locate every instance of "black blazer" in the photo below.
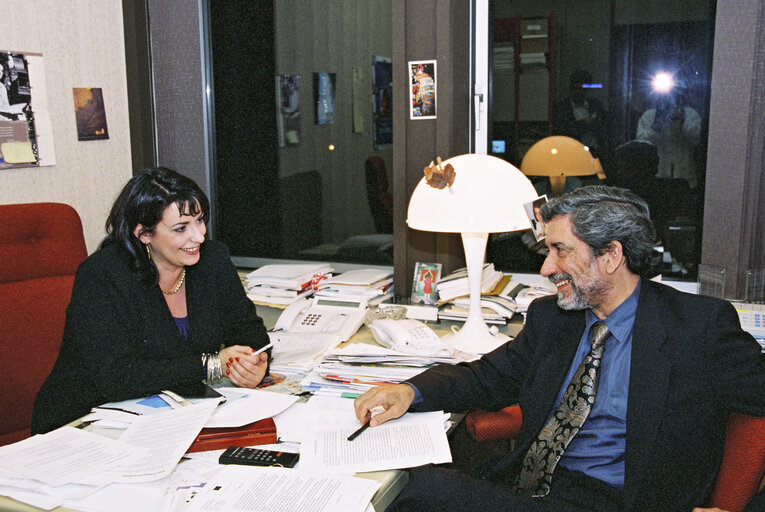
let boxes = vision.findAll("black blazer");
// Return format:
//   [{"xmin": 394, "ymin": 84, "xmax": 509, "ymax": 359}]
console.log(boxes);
[
  {"xmin": 32, "ymin": 240, "xmax": 269, "ymax": 434},
  {"xmin": 409, "ymin": 279, "xmax": 765, "ymax": 511}
]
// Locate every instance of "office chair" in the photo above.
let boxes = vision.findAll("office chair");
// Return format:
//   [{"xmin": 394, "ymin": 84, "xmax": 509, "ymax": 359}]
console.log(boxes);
[
  {"xmin": 365, "ymin": 156, "xmax": 393, "ymax": 233},
  {"xmin": 0, "ymin": 203, "xmax": 87, "ymax": 446},
  {"xmin": 465, "ymin": 408, "xmax": 765, "ymax": 511}
]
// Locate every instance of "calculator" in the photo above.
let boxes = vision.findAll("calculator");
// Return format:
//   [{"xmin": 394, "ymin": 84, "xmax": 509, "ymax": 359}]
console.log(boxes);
[{"xmin": 219, "ymin": 446, "xmax": 299, "ymax": 468}]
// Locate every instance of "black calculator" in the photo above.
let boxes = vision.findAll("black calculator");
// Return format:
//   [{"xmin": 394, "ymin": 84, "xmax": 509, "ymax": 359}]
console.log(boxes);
[{"xmin": 219, "ymin": 446, "xmax": 299, "ymax": 468}]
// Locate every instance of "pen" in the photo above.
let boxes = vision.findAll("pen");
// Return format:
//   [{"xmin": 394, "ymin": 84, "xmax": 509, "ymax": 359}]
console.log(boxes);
[
  {"xmin": 347, "ymin": 421, "xmax": 369, "ymax": 441},
  {"xmin": 252, "ymin": 341, "xmax": 274, "ymax": 356},
  {"xmin": 94, "ymin": 406, "xmax": 141, "ymax": 415}
]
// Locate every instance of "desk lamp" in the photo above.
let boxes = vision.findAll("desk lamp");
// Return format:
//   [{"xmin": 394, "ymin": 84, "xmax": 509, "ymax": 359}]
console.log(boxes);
[
  {"xmin": 407, "ymin": 154, "xmax": 538, "ymax": 355},
  {"xmin": 520, "ymin": 135, "xmax": 604, "ymax": 196}
]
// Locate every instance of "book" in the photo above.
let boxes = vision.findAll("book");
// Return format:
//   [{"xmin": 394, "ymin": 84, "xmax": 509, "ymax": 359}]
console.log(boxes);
[{"xmin": 186, "ymin": 417, "xmax": 277, "ymax": 453}]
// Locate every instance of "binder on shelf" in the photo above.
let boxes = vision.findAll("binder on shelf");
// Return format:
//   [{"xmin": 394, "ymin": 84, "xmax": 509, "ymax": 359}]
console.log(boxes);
[{"xmin": 186, "ymin": 417, "xmax": 278, "ymax": 453}]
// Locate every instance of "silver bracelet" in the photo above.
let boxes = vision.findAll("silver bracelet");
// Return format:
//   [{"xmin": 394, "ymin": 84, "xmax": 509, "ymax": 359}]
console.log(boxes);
[{"xmin": 202, "ymin": 352, "xmax": 222, "ymax": 383}]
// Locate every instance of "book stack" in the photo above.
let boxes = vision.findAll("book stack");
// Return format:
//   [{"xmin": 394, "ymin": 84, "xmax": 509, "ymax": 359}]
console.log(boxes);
[
  {"xmin": 245, "ymin": 263, "xmax": 333, "ymax": 308},
  {"xmin": 314, "ymin": 268, "xmax": 394, "ymax": 306},
  {"xmin": 436, "ymin": 263, "xmax": 504, "ymax": 304}
]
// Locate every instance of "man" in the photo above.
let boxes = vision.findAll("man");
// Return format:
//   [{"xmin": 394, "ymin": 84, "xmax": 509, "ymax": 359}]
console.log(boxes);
[
  {"xmin": 355, "ymin": 186, "xmax": 765, "ymax": 512},
  {"xmin": 552, "ymin": 70, "xmax": 608, "ymax": 160},
  {"xmin": 636, "ymin": 93, "xmax": 702, "ymax": 188}
]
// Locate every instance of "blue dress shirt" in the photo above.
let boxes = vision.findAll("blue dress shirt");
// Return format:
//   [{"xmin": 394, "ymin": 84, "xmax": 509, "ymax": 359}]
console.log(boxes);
[{"xmin": 555, "ymin": 281, "xmax": 640, "ymax": 488}]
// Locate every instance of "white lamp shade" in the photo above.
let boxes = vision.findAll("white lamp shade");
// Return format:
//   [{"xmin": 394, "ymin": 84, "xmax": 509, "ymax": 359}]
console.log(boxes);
[{"xmin": 407, "ymin": 154, "xmax": 538, "ymax": 234}]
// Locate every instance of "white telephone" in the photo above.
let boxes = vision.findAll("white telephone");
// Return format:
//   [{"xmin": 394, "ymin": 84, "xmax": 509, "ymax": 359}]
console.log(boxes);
[
  {"xmin": 368, "ymin": 319, "xmax": 449, "ymax": 356},
  {"xmin": 273, "ymin": 296, "xmax": 367, "ymax": 343}
]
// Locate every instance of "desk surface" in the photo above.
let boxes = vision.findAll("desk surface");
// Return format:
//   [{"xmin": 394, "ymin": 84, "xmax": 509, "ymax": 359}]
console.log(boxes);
[{"xmin": 1, "ymin": 301, "xmax": 520, "ymax": 512}]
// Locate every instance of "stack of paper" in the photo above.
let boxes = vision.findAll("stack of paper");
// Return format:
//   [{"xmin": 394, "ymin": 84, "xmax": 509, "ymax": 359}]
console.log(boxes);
[
  {"xmin": 300, "ymin": 344, "xmax": 463, "ymax": 397},
  {"xmin": 0, "ymin": 401, "xmax": 220, "ymax": 511},
  {"xmin": 436, "ymin": 263, "xmax": 504, "ymax": 303},
  {"xmin": 245, "ymin": 263, "xmax": 332, "ymax": 307},
  {"xmin": 315, "ymin": 268, "xmax": 394, "ymax": 306},
  {"xmin": 268, "ymin": 331, "xmax": 341, "ymax": 375},
  {"xmin": 438, "ymin": 276, "xmax": 524, "ymax": 324}
]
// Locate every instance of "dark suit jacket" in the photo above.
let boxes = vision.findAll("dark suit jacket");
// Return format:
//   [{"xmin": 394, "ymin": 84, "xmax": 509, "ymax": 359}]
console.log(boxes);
[
  {"xmin": 32, "ymin": 240, "xmax": 269, "ymax": 434},
  {"xmin": 408, "ymin": 279, "xmax": 765, "ymax": 511}
]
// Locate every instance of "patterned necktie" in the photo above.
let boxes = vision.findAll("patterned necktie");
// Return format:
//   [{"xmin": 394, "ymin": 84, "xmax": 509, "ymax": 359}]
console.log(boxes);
[{"xmin": 515, "ymin": 321, "xmax": 611, "ymax": 497}]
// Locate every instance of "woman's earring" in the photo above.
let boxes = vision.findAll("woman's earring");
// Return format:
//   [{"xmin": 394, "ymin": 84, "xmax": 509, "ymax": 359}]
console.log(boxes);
[{"xmin": 145, "ymin": 244, "xmax": 151, "ymax": 260}]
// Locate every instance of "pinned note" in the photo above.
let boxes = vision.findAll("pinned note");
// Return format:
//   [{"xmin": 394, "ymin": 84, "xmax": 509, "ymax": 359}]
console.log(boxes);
[{"xmin": 1, "ymin": 141, "xmax": 36, "ymax": 163}]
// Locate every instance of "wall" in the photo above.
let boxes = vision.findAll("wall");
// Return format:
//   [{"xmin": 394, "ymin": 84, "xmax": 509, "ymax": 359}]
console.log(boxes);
[
  {"xmin": 0, "ymin": 1, "xmax": 132, "ymax": 252},
  {"xmin": 703, "ymin": 0, "xmax": 765, "ymax": 298},
  {"xmin": 274, "ymin": 0, "xmax": 393, "ymax": 244}
]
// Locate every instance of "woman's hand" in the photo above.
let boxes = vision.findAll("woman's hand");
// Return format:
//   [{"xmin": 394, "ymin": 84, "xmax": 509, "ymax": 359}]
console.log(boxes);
[{"xmin": 218, "ymin": 345, "xmax": 268, "ymax": 388}]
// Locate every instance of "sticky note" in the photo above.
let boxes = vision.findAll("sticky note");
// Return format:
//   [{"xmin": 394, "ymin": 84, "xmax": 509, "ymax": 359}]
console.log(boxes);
[{"xmin": 1, "ymin": 141, "xmax": 36, "ymax": 163}]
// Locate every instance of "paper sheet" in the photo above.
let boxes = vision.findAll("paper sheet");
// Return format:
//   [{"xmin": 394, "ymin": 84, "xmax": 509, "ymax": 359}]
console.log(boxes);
[
  {"xmin": 287, "ymin": 396, "xmax": 452, "ymax": 473},
  {"xmin": 184, "ymin": 465, "xmax": 380, "ymax": 512},
  {"xmin": 204, "ymin": 387, "xmax": 298, "ymax": 428},
  {"xmin": 0, "ymin": 427, "xmax": 141, "ymax": 487},
  {"xmin": 103, "ymin": 400, "xmax": 219, "ymax": 483}
]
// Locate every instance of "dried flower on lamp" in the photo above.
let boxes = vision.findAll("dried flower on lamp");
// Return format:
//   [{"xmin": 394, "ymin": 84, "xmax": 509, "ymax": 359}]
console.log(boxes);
[{"xmin": 424, "ymin": 157, "xmax": 456, "ymax": 189}]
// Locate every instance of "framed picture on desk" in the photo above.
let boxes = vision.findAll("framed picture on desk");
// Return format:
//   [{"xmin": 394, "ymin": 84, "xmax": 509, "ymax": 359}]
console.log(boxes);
[{"xmin": 411, "ymin": 262, "xmax": 441, "ymax": 305}]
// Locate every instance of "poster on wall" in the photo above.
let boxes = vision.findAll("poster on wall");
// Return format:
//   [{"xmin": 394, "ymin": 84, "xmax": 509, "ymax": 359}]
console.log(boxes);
[
  {"xmin": 275, "ymin": 75, "xmax": 301, "ymax": 147},
  {"xmin": 0, "ymin": 50, "xmax": 55, "ymax": 169},
  {"xmin": 313, "ymin": 72, "xmax": 336, "ymax": 125},
  {"xmin": 372, "ymin": 56, "xmax": 392, "ymax": 149},
  {"xmin": 73, "ymin": 87, "xmax": 109, "ymax": 141},
  {"xmin": 409, "ymin": 59, "xmax": 437, "ymax": 120}
]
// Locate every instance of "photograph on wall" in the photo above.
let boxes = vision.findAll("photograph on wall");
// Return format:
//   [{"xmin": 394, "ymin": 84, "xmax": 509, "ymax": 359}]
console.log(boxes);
[
  {"xmin": 73, "ymin": 87, "xmax": 109, "ymax": 141},
  {"xmin": 372, "ymin": 56, "xmax": 392, "ymax": 149},
  {"xmin": 524, "ymin": 195, "xmax": 548, "ymax": 242},
  {"xmin": 313, "ymin": 72, "xmax": 336, "ymax": 125},
  {"xmin": 411, "ymin": 262, "xmax": 442, "ymax": 305},
  {"xmin": 275, "ymin": 74, "xmax": 301, "ymax": 147},
  {"xmin": 0, "ymin": 50, "xmax": 55, "ymax": 169},
  {"xmin": 409, "ymin": 60, "xmax": 436, "ymax": 120}
]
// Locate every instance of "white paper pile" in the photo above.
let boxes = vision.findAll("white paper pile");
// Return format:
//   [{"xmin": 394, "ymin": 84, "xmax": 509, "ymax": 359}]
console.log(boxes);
[
  {"xmin": 315, "ymin": 268, "xmax": 394, "ymax": 306},
  {"xmin": 245, "ymin": 263, "xmax": 333, "ymax": 307},
  {"xmin": 436, "ymin": 263, "xmax": 504, "ymax": 303}
]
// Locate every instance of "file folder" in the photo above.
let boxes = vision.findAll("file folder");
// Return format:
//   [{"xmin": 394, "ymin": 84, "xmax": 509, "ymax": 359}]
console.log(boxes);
[{"xmin": 187, "ymin": 417, "xmax": 278, "ymax": 452}]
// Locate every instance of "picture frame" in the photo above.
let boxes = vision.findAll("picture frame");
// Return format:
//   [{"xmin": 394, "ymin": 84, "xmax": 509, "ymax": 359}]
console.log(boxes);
[
  {"xmin": 411, "ymin": 262, "xmax": 442, "ymax": 304},
  {"xmin": 524, "ymin": 195, "xmax": 548, "ymax": 242},
  {"xmin": 408, "ymin": 60, "xmax": 436, "ymax": 120}
]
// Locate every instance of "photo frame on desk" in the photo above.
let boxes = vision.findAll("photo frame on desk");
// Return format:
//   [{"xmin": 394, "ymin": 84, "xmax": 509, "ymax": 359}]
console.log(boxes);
[
  {"xmin": 524, "ymin": 195, "xmax": 548, "ymax": 242},
  {"xmin": 411, "ymin": 262, "xmax": 441, "ymax": 305}
]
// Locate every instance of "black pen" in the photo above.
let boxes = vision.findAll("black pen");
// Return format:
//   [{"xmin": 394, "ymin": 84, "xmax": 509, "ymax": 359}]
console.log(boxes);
[
  {"xmin": 94, "ymin": 406, "xmax": 141, "ymax": 415},
  {"xmin": 347, "ymin": 421, "xmax": 369, "ymax": 441}
]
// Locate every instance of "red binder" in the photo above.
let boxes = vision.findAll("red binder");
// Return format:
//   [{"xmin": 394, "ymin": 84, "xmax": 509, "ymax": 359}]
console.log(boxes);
[{"xmin": 186, "ymin": 417, "xmax": 278, "ymax": 453}]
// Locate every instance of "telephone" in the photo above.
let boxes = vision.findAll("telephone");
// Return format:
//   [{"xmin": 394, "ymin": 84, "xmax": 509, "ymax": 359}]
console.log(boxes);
[
  {"xmin": 368, "ymin": 319, "xmax": 449, "ymax": 356},
  {"xmin": 273, "ymin": 296, "xmax": 367, "ymax": 342}
]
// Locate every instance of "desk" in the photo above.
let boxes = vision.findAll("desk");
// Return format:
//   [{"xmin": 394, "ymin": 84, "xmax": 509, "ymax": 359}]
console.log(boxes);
[{"xmin": 0, "ymin": 300, "xmax": 520, "ymax": 512}]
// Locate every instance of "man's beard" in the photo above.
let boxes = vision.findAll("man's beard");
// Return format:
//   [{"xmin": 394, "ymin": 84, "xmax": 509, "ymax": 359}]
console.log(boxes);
[{"xmin": 549, "ymin": 266, "xmax": 610, "ymax": 311}]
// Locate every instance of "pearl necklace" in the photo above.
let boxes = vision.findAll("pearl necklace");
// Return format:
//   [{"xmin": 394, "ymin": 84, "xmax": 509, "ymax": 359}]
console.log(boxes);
[{"xmin": 161, "ymin": 268, "xmax": 186, "ymax": 295}]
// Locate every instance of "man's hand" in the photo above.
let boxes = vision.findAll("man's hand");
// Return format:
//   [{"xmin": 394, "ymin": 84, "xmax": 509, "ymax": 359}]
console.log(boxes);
[
  {"xmin": 354, "ymin": 384, "xmax": 415, "ymax": 427},
  {"xmin": 692, "ymin": 508, "xmax": 730, "ymax": 512}
]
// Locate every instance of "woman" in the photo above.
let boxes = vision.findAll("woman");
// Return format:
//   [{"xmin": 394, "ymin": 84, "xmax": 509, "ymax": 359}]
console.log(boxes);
[{"xmin": 32, "ymin": 167, "xmax": 270, "ymax": 434}]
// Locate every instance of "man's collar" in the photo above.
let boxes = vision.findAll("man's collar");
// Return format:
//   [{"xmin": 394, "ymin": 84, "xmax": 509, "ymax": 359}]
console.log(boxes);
[{"xmin": 586, "ymin": 279, "xmax": 641, "ymax": 343}]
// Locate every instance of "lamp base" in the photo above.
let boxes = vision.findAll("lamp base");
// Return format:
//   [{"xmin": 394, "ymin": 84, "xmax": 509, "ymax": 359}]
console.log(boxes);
[{"xmin": 441, "ymin": 317, "xmax": 510, "ymax": 356}]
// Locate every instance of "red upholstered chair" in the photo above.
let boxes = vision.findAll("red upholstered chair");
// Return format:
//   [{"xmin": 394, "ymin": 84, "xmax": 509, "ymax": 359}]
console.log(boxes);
[
  {"xmin": 465, "ymin": 404, "xmax": 523, "ymax": 442},
  {"xmin": 708, "ymin": 414, "xmax": 765, "ymax": 511},
  {"xmin": 465, "ymin": 408, "xmax": 765, "ymax": 511},
  {"xmin": 365, "ymin": 156, "xmax": 393, "ymax": 233},
  {"xmin": 0, "ymin": 203, "xmax": 87, "ymax": 446}
]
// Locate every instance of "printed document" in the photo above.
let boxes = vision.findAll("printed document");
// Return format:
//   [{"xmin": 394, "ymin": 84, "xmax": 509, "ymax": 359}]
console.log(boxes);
[
  {"xmin": 298, "ymin": 397, "xmax": 452, "ymax": 473},
  {"xmin": 0, "ymin": 426, "xmax": 139, "ymax": 487},
  {"xmin": 104, "ymin": 399, "xmax": 219, "ymax": 483},
  {"xmin": 184, "ymin": 465, "xmax": 380, "ymax": 512}
]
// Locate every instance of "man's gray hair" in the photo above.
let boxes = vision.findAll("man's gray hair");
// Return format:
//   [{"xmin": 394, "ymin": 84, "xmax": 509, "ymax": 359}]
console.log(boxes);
[{"xmin": 540, "ymin": 185, "xmax": 658, "ymax": 276}]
